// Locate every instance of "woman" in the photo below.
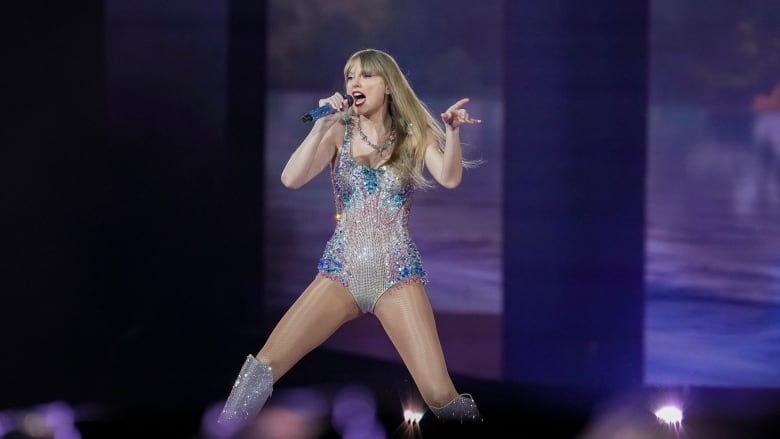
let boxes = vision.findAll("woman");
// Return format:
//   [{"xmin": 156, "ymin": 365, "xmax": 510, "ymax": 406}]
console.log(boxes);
[{"xmin": 217, "ymin": 48, "xmax": 483, "ymax": 430}]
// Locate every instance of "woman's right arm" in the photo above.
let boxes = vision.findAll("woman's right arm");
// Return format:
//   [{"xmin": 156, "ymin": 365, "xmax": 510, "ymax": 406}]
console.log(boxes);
[{"xmin": 280, "ymin": 93, "xmax": 347, "ymax": 189}]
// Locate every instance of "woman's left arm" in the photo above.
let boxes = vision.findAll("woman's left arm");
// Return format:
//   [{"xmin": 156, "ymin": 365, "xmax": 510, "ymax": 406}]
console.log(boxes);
[{"xmin": 425, "ymin": 97, "xmax": 481, "ymax": 189}]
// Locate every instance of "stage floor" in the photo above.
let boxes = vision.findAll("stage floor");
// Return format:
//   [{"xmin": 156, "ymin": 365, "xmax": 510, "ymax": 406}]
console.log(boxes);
[{"xmin": 9, "ymin": 348, "xmax": 778, "ymax": 439}]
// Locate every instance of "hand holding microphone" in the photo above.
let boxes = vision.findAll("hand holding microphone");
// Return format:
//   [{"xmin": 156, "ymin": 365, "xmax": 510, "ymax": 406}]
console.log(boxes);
[{"xmin": 301, "ymin": 93, "xmax": 354, "ymax": 123}]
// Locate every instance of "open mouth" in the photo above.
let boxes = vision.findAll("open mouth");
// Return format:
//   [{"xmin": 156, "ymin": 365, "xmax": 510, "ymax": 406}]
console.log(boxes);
[{"xmin": 352, "ymin": 91, "xmax": 366, "ymax": 107}]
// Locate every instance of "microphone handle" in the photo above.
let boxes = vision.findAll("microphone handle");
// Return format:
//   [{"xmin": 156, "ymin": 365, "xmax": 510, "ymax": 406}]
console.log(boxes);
[
  {"xmin": 301, "ymin": 94, "xmax": 354, "ymax": 123},
  {"xmin": 301, "ymin": 104, "xmax": 338, "ymax": 123}
]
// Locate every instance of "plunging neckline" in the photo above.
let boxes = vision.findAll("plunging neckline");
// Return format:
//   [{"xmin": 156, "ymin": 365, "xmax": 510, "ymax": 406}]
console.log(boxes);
[
  {"xmin": 349, "ymin": 146, "xmax": 388, "ymax": 170},
  {"xmin": 346, "ymin": 120, "xmax": 390, "ymax": 170}
]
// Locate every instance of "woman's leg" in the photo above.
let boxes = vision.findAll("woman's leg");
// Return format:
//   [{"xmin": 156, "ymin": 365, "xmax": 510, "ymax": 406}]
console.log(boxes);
[
  {"xmin": 373, "ymin": 283, "xmax": 458, "ymax": 407},
  {"xmin": 219, "ymin": 275, "xmax": 360, "ymax": 428},
  {"xmin": 373, "ymin": 283, "xmax": 481, "ymax": 423},
  {"xmin": 257, "ymin": 275, "xmax": 362, "ymax": 381}
]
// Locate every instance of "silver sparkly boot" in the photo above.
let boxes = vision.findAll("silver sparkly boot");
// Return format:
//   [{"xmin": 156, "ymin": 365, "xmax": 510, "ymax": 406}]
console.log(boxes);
[
  {"xmin": 217, "ymin": 355, "xmax": 274, "ymax": 428},
  {"xmin": 429, "ymin": 393, "xmax": 482, "ymax": 423}
]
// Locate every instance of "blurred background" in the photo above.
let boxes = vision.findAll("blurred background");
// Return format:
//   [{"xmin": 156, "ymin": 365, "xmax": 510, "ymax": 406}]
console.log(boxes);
[{"xmin": 3, "ymin": 0, "xmax": 780, "ymax": 438}]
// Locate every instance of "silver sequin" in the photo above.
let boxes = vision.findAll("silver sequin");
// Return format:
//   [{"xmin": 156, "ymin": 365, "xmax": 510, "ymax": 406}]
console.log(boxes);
[
  {"xmin": 318, "ymin": 117, "xmax": 427, "ymax": 313},
  {"xmin": 429, "ymin": 393, "xmax": 483, "ymax": 423},
  {"xmin": 217, "ymin": 355, "xmax": 273, "ymax": 427}
]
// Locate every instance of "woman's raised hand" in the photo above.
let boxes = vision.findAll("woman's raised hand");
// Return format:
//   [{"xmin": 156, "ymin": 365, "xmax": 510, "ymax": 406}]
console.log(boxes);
[
  {"xmin": 314, "ymin": 92, "xmax": 350, "ymax": 123},
  {"xmin": 441, "ymin": 97, "xmax": 482, "ymax": 129}
]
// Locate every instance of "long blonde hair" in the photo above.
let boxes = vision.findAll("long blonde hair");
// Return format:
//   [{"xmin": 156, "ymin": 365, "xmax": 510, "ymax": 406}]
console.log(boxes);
[{"xmin": 344, "ymin": 48, "xmax": 468, "ymax": 188}]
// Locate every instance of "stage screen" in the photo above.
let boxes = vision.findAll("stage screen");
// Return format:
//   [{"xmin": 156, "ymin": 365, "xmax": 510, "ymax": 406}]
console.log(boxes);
[{"xmin": 645, "ymin": 0, "xmax": 780, "ymax": 387}]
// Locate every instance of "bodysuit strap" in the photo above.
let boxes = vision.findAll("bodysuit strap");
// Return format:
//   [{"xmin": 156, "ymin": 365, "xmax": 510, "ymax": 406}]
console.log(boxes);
[{"xmin": 339, "ymin": 116, "xmax": 353, "ymax": 164}]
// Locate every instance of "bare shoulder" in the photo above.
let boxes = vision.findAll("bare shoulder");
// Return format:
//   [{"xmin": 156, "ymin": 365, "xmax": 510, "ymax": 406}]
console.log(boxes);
[{"xmin": 330, "ymin": 115, "xmax": 350, "ymax": 150}]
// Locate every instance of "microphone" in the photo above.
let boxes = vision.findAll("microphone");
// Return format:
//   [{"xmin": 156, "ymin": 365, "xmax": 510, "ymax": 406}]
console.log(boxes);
[{"xmin": 301, "ymin": 94, "xmax": 354, "ymax": 123}]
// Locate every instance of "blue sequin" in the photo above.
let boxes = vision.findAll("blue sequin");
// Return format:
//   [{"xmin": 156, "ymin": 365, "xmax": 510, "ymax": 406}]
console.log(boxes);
[
  {"xmin": 362, "ymin": 168, "xmax": 379, "ymax": 194},
  {"xmin": 318, "ymin": 117, "xmax": 428, "ymax": 314}
]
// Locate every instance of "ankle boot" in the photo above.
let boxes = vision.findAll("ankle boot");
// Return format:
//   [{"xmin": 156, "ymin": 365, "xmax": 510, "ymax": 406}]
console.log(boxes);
[
  {"xmin": 429, "ymin": 393, "xmax": 482, "ymax": 423},
  {"xmin": 217, "ymin": 355, "xmax": 274, "ymax": 428}
]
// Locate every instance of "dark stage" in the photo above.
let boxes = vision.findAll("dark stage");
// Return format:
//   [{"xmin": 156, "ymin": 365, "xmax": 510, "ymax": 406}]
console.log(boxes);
[
  {"xmin": 10, "ymin": 349, "xmax": 780, "ymax": 439},
  {"xmin": 3, "ymin": 315, "xmax": 780, "ymax": 439},
  {"xmin": 6, "ymin": 1, "xmax": 780, "ymax": 439}
]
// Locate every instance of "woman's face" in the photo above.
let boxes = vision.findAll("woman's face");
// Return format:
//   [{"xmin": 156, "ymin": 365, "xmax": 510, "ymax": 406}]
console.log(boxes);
[{"xmin": 346, "ymin": 60, "xmax": 388, "ymax": 116}]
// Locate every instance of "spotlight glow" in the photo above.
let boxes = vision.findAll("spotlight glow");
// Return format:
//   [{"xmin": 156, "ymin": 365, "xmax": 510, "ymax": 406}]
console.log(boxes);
[
  {"xmin": 402, "ymin": 409, "xmax": 423, "ymax": 424},
  {"xmin": 654, "ymin": 405, "xmax": 683, "ymax": 424}
]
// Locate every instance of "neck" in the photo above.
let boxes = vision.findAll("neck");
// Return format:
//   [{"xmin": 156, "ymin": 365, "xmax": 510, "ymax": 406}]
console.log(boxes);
[
  {"xmin": 360, "ymin": 115, "xmax": 392, "ymax": 135},
  {"xmin": 357, "ymin": 115, "xmax": 396, "ymax": 154}
]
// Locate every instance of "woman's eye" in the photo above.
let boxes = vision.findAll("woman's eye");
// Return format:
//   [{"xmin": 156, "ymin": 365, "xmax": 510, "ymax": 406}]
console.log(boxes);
[
  {"xmin": 346, "ymin": 75, "xmax": 354, "ymax": 81},
  {"xmin": 362, "ymin": 73, "xmax": 373, "ymax": 78}
]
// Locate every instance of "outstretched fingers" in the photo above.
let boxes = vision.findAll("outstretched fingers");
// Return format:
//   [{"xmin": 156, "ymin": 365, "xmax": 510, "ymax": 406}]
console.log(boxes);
[
  {"xmin": 441, "ymin": 97, "xmax": 482, "ymax": 128},
  {"xmin": 447, "ymin": 97, "xmax": 471, "ymax": 112}
]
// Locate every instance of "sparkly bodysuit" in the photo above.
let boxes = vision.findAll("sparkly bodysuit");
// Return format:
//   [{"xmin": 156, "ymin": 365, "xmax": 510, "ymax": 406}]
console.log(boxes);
[{"xmin": 318, "ymin": 117, "xmax": 427, "ymax": 313}]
